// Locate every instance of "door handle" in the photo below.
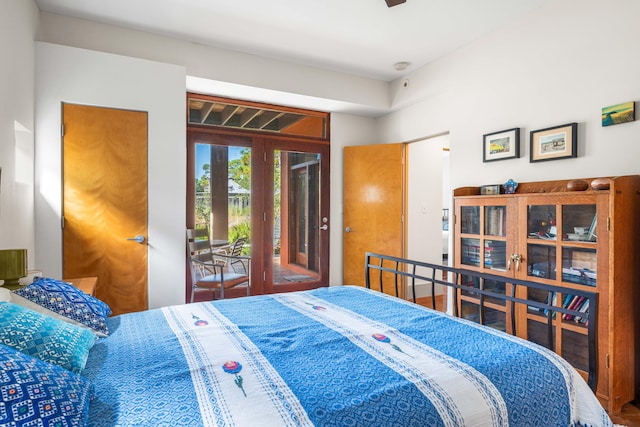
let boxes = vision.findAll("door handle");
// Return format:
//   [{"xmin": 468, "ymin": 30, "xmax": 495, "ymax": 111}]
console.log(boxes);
[
  {"xmin": 320, "ymin": 224, "xmax": 328, "ymax": 230},
  {"xmin": 345, "ymin": 227, "xmax": 353, "ymax": 233},
  {"xmin": 507, "ymin": 254, "xmax": 522, "ymax": 271},
  {"xmin": 126, "ymin": 235, "xmax": 146, "ymax": 244}
]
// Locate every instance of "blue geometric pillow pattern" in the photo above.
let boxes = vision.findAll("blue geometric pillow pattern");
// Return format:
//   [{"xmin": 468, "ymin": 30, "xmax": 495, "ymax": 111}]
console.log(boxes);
[
  {"xmin": 14, "ymin": 277, "xmax": 112, "ymax": 336},
  {"xmin": 0, "ymin": 302, "xmax": 97, "ymax": 373},
  {"xmin": 0, "ymin": 343, "xmax": 93, "ymax": 426}
]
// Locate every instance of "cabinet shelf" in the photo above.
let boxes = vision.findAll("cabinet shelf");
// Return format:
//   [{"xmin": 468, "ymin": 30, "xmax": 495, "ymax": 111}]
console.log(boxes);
[{"xmin": 453, "ymin": 175, "xmax": 640, "ymax": 415}]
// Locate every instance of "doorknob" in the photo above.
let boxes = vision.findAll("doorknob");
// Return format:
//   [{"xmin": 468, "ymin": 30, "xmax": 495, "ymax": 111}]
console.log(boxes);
[
  {"xmin": 320, "ymin": 224, "xmax": 328, "ymax": 230},
  {"xmin": 345, "ymin": 227, "xmax": 353, "ymax": 233},
  {"xmin": 126, "ymin": 235, "xmax": 146, "ymax": 244}
]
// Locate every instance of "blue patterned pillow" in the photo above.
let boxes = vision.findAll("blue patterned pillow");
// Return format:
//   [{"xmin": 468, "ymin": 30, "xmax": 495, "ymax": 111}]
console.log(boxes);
[
  {"xmin": 14, "ymin": 277, "xmax": 111, "ymax": 336},
  {"xmin": 0, "ymin": 343, "xmax": 93, "ymax": 426},
  {"xmin": 0, "ymin": 302, "xmax": 97, "ymax": 373}
]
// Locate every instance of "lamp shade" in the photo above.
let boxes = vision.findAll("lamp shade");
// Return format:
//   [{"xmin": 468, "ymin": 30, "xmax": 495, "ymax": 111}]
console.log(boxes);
[{"xmin": 0, "ymin": 249, "xmax": 28, "ymax": 289}]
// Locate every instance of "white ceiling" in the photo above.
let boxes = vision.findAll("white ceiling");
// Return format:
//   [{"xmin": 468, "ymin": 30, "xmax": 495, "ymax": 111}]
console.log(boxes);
[{"xmin": 35, "ymin": 0, "xmax": 548, "ymax": 82}]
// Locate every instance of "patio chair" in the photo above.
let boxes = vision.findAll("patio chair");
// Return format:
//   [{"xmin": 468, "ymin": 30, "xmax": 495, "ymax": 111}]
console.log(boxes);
[
  {"xmin": 214, "ymin": 237, "xmax": 248, "ymax": 274},
  {"xmin": 186, "ymin": 229, "xmax": 250, "ymax": 302}
]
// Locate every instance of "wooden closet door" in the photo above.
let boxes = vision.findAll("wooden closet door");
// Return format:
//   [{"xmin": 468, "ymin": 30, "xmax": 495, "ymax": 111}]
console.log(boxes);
[
  {"xmin": 62, "ymin": 103, "xmax": 148, "ymax": 315},
  {"xmin": 343, "ymin": 143, "xmax": 405, "ymax": 295}
]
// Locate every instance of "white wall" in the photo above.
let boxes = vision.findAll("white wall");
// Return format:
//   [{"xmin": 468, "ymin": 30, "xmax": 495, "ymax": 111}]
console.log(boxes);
[
  {"xmin": 328, "ymin": 113, "xmax": 377, "ymax": 285},
  {"xmin": 35, "ymin": 43, "xmax": 186, "ymax": 309},
  {"xmin": 0, "ymin": 1, "xmax": 38, "ymax": 269},
  {"xmin": 378, "ymin": 0, "xmax": 640, "ymax": 189},
  {"xmin": 36, "ymin": 11, "xmax": 389, "ymax": 117}
]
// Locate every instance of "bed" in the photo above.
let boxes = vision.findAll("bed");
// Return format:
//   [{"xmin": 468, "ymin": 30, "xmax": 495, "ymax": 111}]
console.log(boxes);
[{"xmin": 1, "ymin": 255, "xmax": 614, "ymax": 426}]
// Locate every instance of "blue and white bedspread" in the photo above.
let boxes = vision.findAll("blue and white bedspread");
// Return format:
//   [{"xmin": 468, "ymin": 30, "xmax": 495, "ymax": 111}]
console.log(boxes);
[{"xmin": 83, "ymin": 286, "xmax": 613, "ymax": 426}]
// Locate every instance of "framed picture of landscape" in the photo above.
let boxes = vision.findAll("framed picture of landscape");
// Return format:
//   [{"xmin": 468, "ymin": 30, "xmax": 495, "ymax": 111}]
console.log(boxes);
[
  {"xmin": 602, "ymin": 101, "xmax": 635, "ymax": 126},
  {"xmin": 530, "ymin": 122, "xmax": 577, "ymax": 163},
  {"xmin": 483, "ymin": 127, "xmax": 520, "ymax": 162}
]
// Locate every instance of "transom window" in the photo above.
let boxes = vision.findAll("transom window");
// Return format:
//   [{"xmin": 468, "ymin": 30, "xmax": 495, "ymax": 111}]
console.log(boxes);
[{"xmin": 188, "ymin": 95, "xmax": 329, "ymax": 139}]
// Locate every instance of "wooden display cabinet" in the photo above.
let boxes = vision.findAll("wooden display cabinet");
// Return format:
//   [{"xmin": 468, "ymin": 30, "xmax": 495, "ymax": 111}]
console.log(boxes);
[{"xmin": 453, "ymin": 175, "xmax": 640, "ymax": 415}]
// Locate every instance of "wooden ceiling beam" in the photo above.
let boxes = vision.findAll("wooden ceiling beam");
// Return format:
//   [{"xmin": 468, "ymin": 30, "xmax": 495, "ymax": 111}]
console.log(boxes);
[
  {"xmin": 220, "ymin": 105, "xmax": 240, "ymax": 126},
  {"xmin": 239, "ymin": 108, "xmax": 261, "ymax": 127},
  {"xmin": 200, "ymin": 102, "xmax": 215, "ymax": 124}
]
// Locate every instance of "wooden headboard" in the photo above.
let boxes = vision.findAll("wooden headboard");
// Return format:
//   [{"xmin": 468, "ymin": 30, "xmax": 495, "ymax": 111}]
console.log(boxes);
[{"xmin": 364, "ymin": 252, "xmax": 598, "ymax": 391}]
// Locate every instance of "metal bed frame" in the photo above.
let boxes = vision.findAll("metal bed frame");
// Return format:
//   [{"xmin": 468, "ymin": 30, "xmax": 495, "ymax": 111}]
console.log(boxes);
[{"xmin": 364, "ymin": 252, "xmax": 598, "ymax": 391}]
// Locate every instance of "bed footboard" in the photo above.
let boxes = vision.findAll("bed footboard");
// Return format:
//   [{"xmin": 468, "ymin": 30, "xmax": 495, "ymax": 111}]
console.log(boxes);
[{"xmin": 364, "ymin": 252, "xmax": 598, "ymax": 391}]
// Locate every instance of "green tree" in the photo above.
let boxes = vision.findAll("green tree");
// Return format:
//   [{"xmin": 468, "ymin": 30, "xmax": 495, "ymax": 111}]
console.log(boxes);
[
  {"xmin": 229, "ymin": 149, "xmax": 251, "ymax": 191},
  {"xmin": 195, "ymin": 163, "xmax": 211, "ymax": 226},
  {"xmin": 196, "ymin": 163, "xmax": 210, "ymax": 193}
]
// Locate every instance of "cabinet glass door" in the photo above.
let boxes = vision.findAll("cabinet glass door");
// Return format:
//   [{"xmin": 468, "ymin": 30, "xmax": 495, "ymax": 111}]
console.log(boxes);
[
  {"xmin": 484, "ymin": 240, "xmax": 506, "ymax": 271},
  {"xmin": 461, "ymin": 238, "xmax": 481, "ymax": 267},
  {"xmin": 484, "ymin": 206, "xmax": 506, "ymax": 237},
  {"xmin": 458, "ymin": 204, "xmax": 508, "ymax": 271},
  {"xmin": 461, "ymin": 206, "xmax": 480, "ymax": 234},
  {"xmin": 562, "ymin": 205, "xmax": 597, "ymax": 242},
  {"xmin": 527, "ymin": 244, "xmax": 556, "ymax": 280},
  {"xmin": 562, "ymin": 248, "xmax": 596, "ymax": 286},
  {"xmin": 527, "ymin": 205, "xmax": 557, "ymax": 240}
]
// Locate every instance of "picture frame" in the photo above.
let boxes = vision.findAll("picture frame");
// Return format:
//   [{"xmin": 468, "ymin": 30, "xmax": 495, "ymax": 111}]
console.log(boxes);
[
  {"xmin": 480, "ymin": 184, "xmax": 501, "ymax": 195},
  {"xmin": 483, "ymin": 128, "xmax": 520, "ymax": 162},
  {"xmin": 602, "ymin": 101, "xmax": 635, "ymax": 126},
  {"xmin": 529, "ymin": 122, "xmax": 577, "ymax": 163}
]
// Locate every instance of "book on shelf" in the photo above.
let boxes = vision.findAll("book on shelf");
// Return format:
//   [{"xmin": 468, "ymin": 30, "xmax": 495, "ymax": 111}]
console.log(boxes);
[
  {"xmin": 485, "ymin": 207, "xmax": 506, "ymax": 236},
  {"xmin": 483, "ymin": 242, "xmax": 506, "ymax": 269},
  {"xmin": 573, "ymin": 299, "xmax": 590, "ymax": 324},
  {"xmin": 539, "ymin": 293, "xmax": 589, "ymax": 323},
  {"xmin": 563, "ymin": 295, "xmax": 585, "ymax": 321}
]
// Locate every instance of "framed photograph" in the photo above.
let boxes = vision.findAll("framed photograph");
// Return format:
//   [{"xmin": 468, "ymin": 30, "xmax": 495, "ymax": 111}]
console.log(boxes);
[
  {"xmin": 602, "ymin": 101, "xmax": 635, "ymax": 126},
  {"xmin": 530, "ymin": 123, "xmax": 577, "ymax": 163},
  {"xmin": 483, "ymin": 128, "xmax": 520, "ymax": 162}
]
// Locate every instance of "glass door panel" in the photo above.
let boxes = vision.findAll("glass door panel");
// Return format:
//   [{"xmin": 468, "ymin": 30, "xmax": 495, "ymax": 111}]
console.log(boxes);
[
  {"xmin": 527, "ymin": 244, "xmax": 556, "ymax": 280},
  {"xmin": 273, "ymin": 150, "xmax": 322, "ymax": 285},
  {"xmin": 194, "ymin": 143, "xmax": 251, "ymax": 250},
  {"xmin": 562, "ymin": 204, "xmax": 597, "ymax": 242},
  {"xmin": 460, "ymin": 206, "xmax": 480, "ymax": 234},
  {"xmin": 528, "ymin": 205, "xmax": 557, "ymax": 240},
  {"xmin": 461, "ymin": 238, "xmax": 481, "ymax": 267},
  {"xmin": 484, "ymin": 240, "xmax": 506, "ymax": 271},
  {"xmin": 562, "ymin": 248, "xmax": 597, "ymax": 286},
  {"xmin": 484, "ymin": 206, "xmax": 506, "ymax": 237}
]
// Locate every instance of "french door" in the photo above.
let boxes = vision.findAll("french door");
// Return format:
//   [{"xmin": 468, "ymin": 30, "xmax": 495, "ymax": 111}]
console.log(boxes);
[{"xmin": 187, "ymin": 131, "xmax": 330, "ymax": 297}]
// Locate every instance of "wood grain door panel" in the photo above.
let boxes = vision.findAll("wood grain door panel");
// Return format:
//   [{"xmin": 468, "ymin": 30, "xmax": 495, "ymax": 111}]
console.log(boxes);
[
  {"xmin": 63, "ymin": 103, "xmax": 148, "ymax": 315},
  {"xmin": 343, "ymin": 144, "xmax": 405, "ymax": 295}
]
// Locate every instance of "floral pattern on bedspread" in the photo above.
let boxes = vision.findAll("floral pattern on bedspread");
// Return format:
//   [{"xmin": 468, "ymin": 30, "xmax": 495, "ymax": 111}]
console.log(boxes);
[
  {"xmin": 222, "ymin": 361, "xmax": 247, "ymax": 397},
  {"xmin": 83, "ymin": 286, "xmax": 613, "ymax": 427}
]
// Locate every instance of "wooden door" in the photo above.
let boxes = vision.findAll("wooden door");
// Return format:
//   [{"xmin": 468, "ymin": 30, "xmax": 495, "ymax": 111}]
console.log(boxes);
[
  {"xmin": 187, "ymin": 133, "xmax": 331, "ymax": 297},
  {"xmin": 62, "ymin": 103, "xmax": 148, "ymax": 315},
  {"xmin": 343, "ymin": 144, "xmax": 405, "ymax": 295}
]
